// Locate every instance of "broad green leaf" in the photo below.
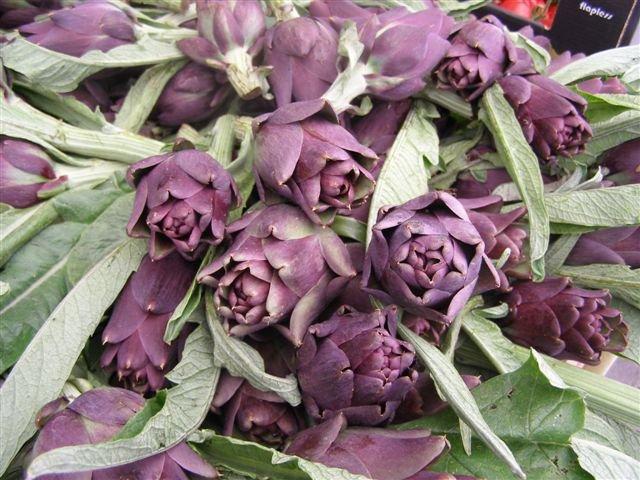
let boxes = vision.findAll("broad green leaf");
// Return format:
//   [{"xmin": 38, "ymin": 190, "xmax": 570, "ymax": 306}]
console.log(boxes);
[
  {"xmin": 571, "ymin": 438, "xmax": 640, "ymax": 480},
  {"xmin": 112, "ymin": 391, "xmax": 167, "ymax": 441},
  {"xmin": 556, "ymin": 264, "xmax": 640, "ymax": 310},
  {"xmin": 550, "ymin": 45, "xmax": 640, "ymax": 85},
  {"xmin": 403, "ymin": 352, "xmax": 588, "ymax": 480},
  {"xmin": 545, "ymin": 185, "xmax": 640, "ymax": 227},
  {"xmin": 205, "ymin": 291, "xmax": 302, "ymax": 406},
  {"xmin": 611, "ymin": 299, "xmax": 640, "ymax": 365},
  {"xmin": 436, "ymin": 0, "xmax": 490, "ymax": 16},
  {"xmin": 0, "ymin": 223, "xmax": 85, "ymax": 374},
  {"xmin": 480, "ymin": 84, "xmax": 549, "ymax": 280},
  {"xmin": 420, "ymin": 87, "xmax": 473, "ymax": 119},
  {"xmin": 365, "ymin": 100, "xmax": 432, "ymax": 245},
  {"xmin": 51, "ymin": 186, "xmax": 127, "ymax": 224},
  {"xmin": 331, "ymin": 215, "xmax": 366, "ymax": 243},
  {"xmin": 65, "ymin": 193, "xmax": 135, "ymax": 284},
  {"xmin": 573, "ymin": 109, "xmax": 640, "ymax": 165},
  {"xmin": 508, "ymin": 31, "xmax": 550, "ymax": 73},
  {"xmin": 13, "ymin": 80, "xmax": 108, "ymax": 130},
  {"xmin": 26, "ymin": 325, "xmax": 219, "ymax": 478},
  {"xmin": 0, "ymin": 202, "xmax": 58, "ymax": 267},
  {"xmin": 2, "ymin": 34, "xmax": 185, "ymax": 92},
  {"xmin": 0, "ymin": 239, "xmax": 146, "ymax": 475},
  {"xmin": 226, "ymin": 116, "xmax": 256, "ymax": 219},
  {"xmin": 544, "ymin": 234, "xmax": 580, "ymax": 274},
  {"xmin": 581, "ymin": 92, "xmax": 640, "ymax": 112},
  {"xmin": 461, "ymin": 312, "xmax": 640, "ymax": 428},
  {"xmin": 398, "ymin": 323, "xmax": 525, "ymax": 479},
  {"xmin": 574, "ymin": 410, "xmax": 640, "ymax": 461},
  {"xmin": 114, "ymin": 60, "xmax": 187, "ymax": 133},
  {"xmin": 1, "ymin": 95, "xmax": 165, "ymax": 164},
  {"xmin": 196, "ymin": 432, "xmax": 369, "ymax": 480}
]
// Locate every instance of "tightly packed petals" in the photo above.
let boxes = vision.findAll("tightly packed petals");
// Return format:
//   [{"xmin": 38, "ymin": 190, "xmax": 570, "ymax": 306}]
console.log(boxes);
[
  {"xmin": 198, "ymin": 203, "xmax": 356, "ymax": 344},
  {"xmin": 31, "ymin": 388, "xmax": 218, "ymax": 479},
  {"xmin": 254, "ymin": 100, "xmax": 377, "ymax": 225},
  {"xmin": 501, "ymin": 277, "xmax": 628, "ymax": 364},
  {"xmin": 285, "ymin": 413, "xmax": 448, "ymax": 480},
  {"xmin": 297, "ymin": 305, "xmax": 417, "ymax": 426},
  {"xmin": 19, "ymin": 0, "xmax": 135, "ymax": 57},
  {"xmin": 363, "ymin": 191, "xmax": 500, "ymax": 323},
  {"xmin": 127, "ymin": 149, "xmax": 240, "ymax": 260},
  {"xmin": 100, "ymin": 253, "xmax": 197, "ymax": 393}
]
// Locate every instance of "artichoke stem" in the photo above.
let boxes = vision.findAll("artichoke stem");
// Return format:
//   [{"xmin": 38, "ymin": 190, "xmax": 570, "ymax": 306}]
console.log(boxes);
[{"xmin": 225, "ymin": 48, "xmax": 270, "ymax": 100}]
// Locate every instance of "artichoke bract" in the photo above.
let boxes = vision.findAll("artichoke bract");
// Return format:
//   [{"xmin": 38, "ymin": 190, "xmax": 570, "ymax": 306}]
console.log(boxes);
[
  {"xmin": 31, "ymin": 388, "xmax": 218, "ymax": 479},
  {"xmin": 177, "ymin": 0, "xmax": 268, "ymax": 99},
  {"xmin": 363, "ymin": 192, "xmax": 500, "ymax": 324},
  {"xmin": 501, "ymin": 277, "xmax": 628, "ymax": 365},
  {"xmin": 127, "ymin": 149, "xmax": 240, "ymax": 261},
  {"xmin": 265, "ymin": 17, "xmax": 338, "ymax": 107},
  {"xmin": 211, "ymin": 372, "xmax": 303, "ymax": 447},
  {"xmin": 198, "ymin": 203, "xmax": 356, "ymax": 344},
  {"xmin": 154, "ymin": 62, "xmax": 230, "ymax": 127},
  {"xmin": 0, "ymin": 136, "xmax": 67, "ymax": 208},
  {"xmin": 498, "ymin": 74, "xmax": 592, "ymax": 161},
  {"xmin": 0, "ymin": 0, "xmax": 63, "ymax": 29},
  {"xmin": 19, "ymin": 0, "xmax": 135, "ymax": 57},
  {"xmin": 435, "ymin": 16, "xmax": 518, "ymax": 101},
  {"xmin": 350, "ymin": 100, "xmax": 411, "ymax": 156},
  {"xmin": 297, "ymin": 305, "xmax": 417, "ymax": 426},
  {"xmin": 602, "ymin": 138, "xmax": 640, "ymax": 186},
  {"xmin": 285, "ymin": 413, "xmax": 447, "ymax": 480},
  {"xmin": 254, "ymin": 101, "xmax": 377, "ymax": 225},
  {"xmin": 566, "ymin": 226, "xmax": 640, "ymax": 268},
  {"xmin": 454, "ymin": 167, "xmax": 513, "ymax": 199},
  {"xmin": 100, "ymin": 252, "xmax": 197, "ymax": 393}
]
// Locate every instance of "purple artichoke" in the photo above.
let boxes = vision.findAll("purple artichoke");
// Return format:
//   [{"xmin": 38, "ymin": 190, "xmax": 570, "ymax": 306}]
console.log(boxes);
[
  {"xmin": 254, "ymin": 101, "xmax": 377, "ymax": 225},
  {"xmin": 566, "ymin": 227, "xmax": 640, "ymax": 268},
  {"xmin": 19, "ymin": 0, "xmax": 135, "ymax": 57},
  {"xmin": 154, "ymin": 62, "xmax": 230, "ymax": 127},
  {"xmin": 402, "ymin": 313, "xmax": 448, "ymax": 346},
  {"xmin": 297, "ymin": 305, "xmax": 417, "ymax": 426},
  {"xmin": 308, "ymin": 0, "xmax": 378, "ymax": 28},
  {"xmin": 285, "ymin": 413, "xmax": 447, "ymax": 480},
  {"xmin": 602, "ymin": 139, "xmax": 640, "ymax": 186},
  {"xmin": 31, "ymin": 388, "xmax": 218, "ymax": 479},
  {"xmin": 454, "ymin": 167, "xmax": 514, "ymax": 199},
  {"xmin": 177, "ymin": 0, "xmax": 267, "ymax": 99},
  {"xmin": 100, "ymin": 252, "xmax": 197, "ymax": 393},
  {"xmin": 501, "ymin": 277, "xmax": 628, "ymax": 364},
  {"xmin": 363, "ymin": 192, "xmax": 500, "ymax": 324},
  {"xmin": 435, "ymin": 16, "xmax": 519, "ymax": 101},
  {"xmin": 498, "ymin": 74, "xmax": 592, "ymax": 161},
  {"xmin": 127, "ymin": 149, "xmax": 240, "ymax": 261},
  {"xmin": 0, "ymin": 136, "xmax": 67, "ymax": 208},
  {"xmin": 211, "ymin": 372, "xmax": 303, "ymax": 447},
  {"xmin": 0, "ymin": 0, "xmax": 63, "ymax": 29},
  {"xmin": 350, "ymin": 100, "xmax": 411, "ymax": 157},
  {"xmin": 265, "ymin": 17, "xmax": 339, "ymax": 107},
  {"xmin": 197, "ymin": 203, "xmax": 356, "ymax": 344}
]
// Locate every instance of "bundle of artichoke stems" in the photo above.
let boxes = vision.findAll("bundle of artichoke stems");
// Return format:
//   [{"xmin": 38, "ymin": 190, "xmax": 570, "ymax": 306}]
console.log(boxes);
[{"xmin": 1, "ymin": 1, "xmax": 639, "ymax": 479}]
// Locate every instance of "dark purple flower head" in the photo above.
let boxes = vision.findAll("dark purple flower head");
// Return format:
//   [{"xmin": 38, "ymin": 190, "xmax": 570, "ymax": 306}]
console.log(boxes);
[
  {"xmin": 154, "ymin": 62, "xmax": 230, "ymax": 127},
  {"xmin": 297, "ymin": 305, "xmax": 417, "ymax": 426},
  {"xmin": 436, "ymin": 16, "xmax": 519, "ymax": 101},
  {"xmin": 308, "ymin": 0, "xmax": 378, "ymax": 29},
  {"xmin": 0, "ymin": 136, "xmax": 67, "ymax": 208},
  {"xmin": 361, "ymin": 6, "xmax": 454, "ymax": 101},
  {"xmin": 285, "ymin": 413, "xmax": 448, "ymax": 480},
  {"xmin": 31, "ymin": 388, "xmax": 218, "ymax": 479},
  {"xmin": 211, "ymin": 372, "xmax": 303, "ymax": 447},
  {"xmin": 566, "ymin": 226, "xmax": 640, "ymax": 268},
  {"xmin": 254, "ymin": 101, "xmax": 377, "ymax": 225},
  {"xmin": 265, "ymin": 17, "xmax": 339, "ymax": 107},
  {"xmin": 0, "ymin": 0, "xmax": 63, "ymax": 29},
  {"xmin": 350, "ymin": 100, "xmax": 411, "ymax": 156},
  {"xmin": 499, "ymin": 74, "xmax": 593, "ymax": 161},
  {"xmin": 501, "ymin": 277, "xmax": 628, "ymax": 365},
  {"xmin": 127, "ymin": 149, "xmax": 240, "ymax": 261},
  {"xmin": 19, "ymin": 0, "xmax": 135, "ymax": 57},
  {"xmin": 198, "ymin": 203, "xmax": 356, "ymax": 344},
  {"xmin": 363, "ymin": 191, "xmax": 500, "ymax": 324},
  {"xmin": 100, "ymin": 252, "xmax": 197, "ymax": 393},
  {"xmin": 602, "ymin": 138, "xmax": 640, "ymax": 186}
]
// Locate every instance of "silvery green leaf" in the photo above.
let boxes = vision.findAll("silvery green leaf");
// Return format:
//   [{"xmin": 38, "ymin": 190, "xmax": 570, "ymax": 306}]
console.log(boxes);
[
  {"xmin": 581, "ymin": 92, "xmax": 640, "ymax": 111},
  {"xmin": 571, "ymin": 438, "xmax": 640, "ymax": 480},
  {"xmin": 26, "ymin": 325, "xmax": 219, "ymax": 479},
  {"xmin": 480, "ymin": 84, "xmax": 549, "ymax": 280},
  {"xmin": 574, "ymin": 109, "xmax": 640, "ymax": 165},
  {"xmin": 0, "ymin": 202, "xmax": 58, "ymax": 267},
  {"xmin": 550, "ymin": 45, "xmax": 640, "ymax": 85},
  {"xmin": 611, "ymin": 299, "xmax": 640, "ymax": 366},
  {"xmin": 508, "ymin": 31, "xmax": 550, "ymax": 73},
  {"xmin": 574, "ymin": 410, "xmax": 640, "ymax": 461},
  {"xmin": 420, "ymin": 87, "xmax": 473, "ymax": 119},
  {"xmin": 205, "ymin": 291, "xmax": 301, "ymax": 406},
  {"xmin": 544, "ymin": 234, "xmax": 581, "ymax": 274},
  {"xmin": 1, "ymin": 34, "xmax": 184, "ymax": 93},
  {"xmin": 0, "ymin": 238, "xmax": 146, "ymax": 475},
  {"xmin": 366, "ymin": 100, "xmax": 432, "ymax": 245},
  {"xmin": 398, "ymin": 322, "xmax": 525, "ymax": 480}
]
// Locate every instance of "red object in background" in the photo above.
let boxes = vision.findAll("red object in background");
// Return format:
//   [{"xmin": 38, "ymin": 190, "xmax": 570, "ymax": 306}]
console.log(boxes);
[{"xmin": 495, "ymin": 0, "xmax": 558, "ymax": 29}]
